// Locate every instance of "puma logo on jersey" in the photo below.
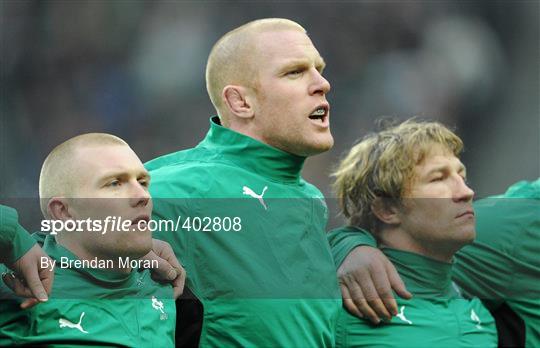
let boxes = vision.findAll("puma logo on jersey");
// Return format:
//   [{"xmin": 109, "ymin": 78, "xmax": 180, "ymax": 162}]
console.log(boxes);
[
  {"xmin": 152, "ymin": 296, "xmax": 168, "ymax": 320},
  {"xmin": 242, "ymin": 186, "xmax": 268, "ymax": 210},
  {"xmin": 59, "ymin": 312, "xmax": 88, "ymax": 333},
  {"xmin": 471, "ymin": 309, "xmax": 482, "ymax": 329},
  {"xmin": 396, "ymin": 306, "xmax": 413, "ymax": 325}
]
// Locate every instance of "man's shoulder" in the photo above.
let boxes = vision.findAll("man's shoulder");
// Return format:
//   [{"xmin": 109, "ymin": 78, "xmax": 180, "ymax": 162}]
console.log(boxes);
[
  {"xmin": 473, "ymin": 186, "xmax": 540, "ymax": 256},
  {"xmin": 148, "ymin": 151, "xmax": 305, "ymax": 198},
  {"xmin": 147, "ymin": 148, "xmax": 232, "ymax": 196},
  {"xmin": 145, "ymin": 146, "xmax": 209, "ymax": 172},
  {"xmin": 0, "ymin": 204, "xmax": 19, "ymax": 231},
  {"xmin": 300, "ymin": 179, "xmax": 324, "ymax": 197},
  {"xmin": 503, "ymin": 178, "xmax": 540, "ymax": 199}
]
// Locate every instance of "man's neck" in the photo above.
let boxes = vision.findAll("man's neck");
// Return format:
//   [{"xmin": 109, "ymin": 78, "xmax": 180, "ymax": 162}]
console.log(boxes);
[
  {"xmin": 378, "ymin": 228, "xmax": 458, "ymax": 263},
  {"xmin": 55, "ymin": 233, "xmax": 132, "ymax": 273},
  {"xmin": 227, "ymin": 120, "xmax": 270, "ymax": 148}
]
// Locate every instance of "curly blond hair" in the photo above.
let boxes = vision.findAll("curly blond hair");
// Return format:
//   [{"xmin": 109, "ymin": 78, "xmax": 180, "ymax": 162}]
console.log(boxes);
[{"xmin": 332, "ymin": 119, "xmax": 463, "ymax": 230}]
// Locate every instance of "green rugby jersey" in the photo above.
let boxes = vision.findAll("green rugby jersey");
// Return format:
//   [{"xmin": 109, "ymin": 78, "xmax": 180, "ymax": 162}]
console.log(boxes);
[
  {"xmin": 328, "ymin": 179, "xmax": 540, "ymax": 347},
  {"xmin": 146, "ymin": 116, "xmax": 341, "ymax": 347},
  {"xmin": 0, "ymin": 204, "xmax": 36, "ymax": 265},
  {"xmin": 327, "ymin": 225, "xmax": 377, "ymax": 268},
  {"xmin": 454, "ymin": 179, "xmax": 540, "ymax": 347},
  {"xmin": 0, "ymin": 235, "xmax": 176, "ymax": 347},
  {"xmin": 335, "ymin": 248, "xmax": 497, "ymax": 347}
]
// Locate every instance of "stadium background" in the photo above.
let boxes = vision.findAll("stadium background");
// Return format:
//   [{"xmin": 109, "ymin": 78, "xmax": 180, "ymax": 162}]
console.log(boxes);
[{"xmin": 1, "ymin": 1, "xmax": 538, "ymax": 230}]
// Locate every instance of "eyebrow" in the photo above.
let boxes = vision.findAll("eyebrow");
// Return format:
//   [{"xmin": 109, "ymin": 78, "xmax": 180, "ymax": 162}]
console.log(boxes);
[
  {"xmin": 280, "ymin": 56, "xmax": 326, "ymax": 72},
  {"xmin": 316, "ymin": 56, "xmax": 326, "ymax": 70},
  {"xmin": 99, "ymin": 171, "xmax": 150, "ymax": 183},
  {"xmin": 425, "ymin": 164, "xmax": 466, "ymax": 176}
]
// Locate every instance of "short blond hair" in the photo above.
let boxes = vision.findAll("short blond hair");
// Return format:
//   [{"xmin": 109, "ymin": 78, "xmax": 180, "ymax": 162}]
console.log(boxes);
[
  {"xmin": 39, "ymin": 133, "xmax": 128, "ymax": 218},
  {"xmin": 332, "ymin": 119, "xmax": 463, "ymax": 230},
  {"xmin": 205, "ymin": 18, "xmax": 305, "ymax": 124}
]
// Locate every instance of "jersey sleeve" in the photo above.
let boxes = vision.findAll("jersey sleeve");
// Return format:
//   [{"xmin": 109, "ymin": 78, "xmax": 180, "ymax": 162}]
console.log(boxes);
[
  {"xmin": 0, "ymin": 205, "xmax": 36, "ymax": 265},
  {"xmin": 327, "ymin": 226, "xmax": 377, "ymax": 268},
  {"xmin": 453, "ymin": 195, "xmax": 540, "ymax": 307}
]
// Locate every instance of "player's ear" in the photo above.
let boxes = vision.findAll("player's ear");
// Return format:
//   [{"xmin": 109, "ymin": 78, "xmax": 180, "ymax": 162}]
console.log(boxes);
[
  {"xmin": 222, "ymin": 85, "xmax": 254, "ymax": 120},
  {"xmin": 47, "ymin": 197, "xmax": 73, "ymax": 221},
  {"xmin": 371, "ymin": 197, "xmax": 401, "ymax": 225}
]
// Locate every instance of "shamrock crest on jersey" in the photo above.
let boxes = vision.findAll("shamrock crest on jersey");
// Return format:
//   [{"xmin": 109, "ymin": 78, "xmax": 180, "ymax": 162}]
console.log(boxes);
[{"xmin": 152, "ymin": 296, "xmax": 168, "ymax": 320}]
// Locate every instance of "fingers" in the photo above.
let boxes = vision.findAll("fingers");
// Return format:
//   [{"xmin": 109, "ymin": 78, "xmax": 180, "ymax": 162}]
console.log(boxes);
[
  {"xmin": 337, "ymin": 245, "xmax": 407, "ymax": 324},
  {"xmin": 340, "ymin": 262, "xmax": 387, "ymax": 323},
  {"xmin": 20, "ymin": 298, "xmax": 40, "ymax": 309},
  {"xmin": 146, "ymin": 251, "xmax": 185, "ymax": 299},
  {"xmin": 20, "ymin": 264, "xmax": 49, "ymax": 302},
  {"xmin": 5, "ymin": 244, "xmax": 54, "ymax": 306},
  {"xmin": 386, "ymin": 260, "xmax": 412, "ymax": 300},
  {"xmin": 2, "ymin": 272, "xmax": 33, "ymax": 298},
  {"xmin": 171, "ymin": 267, "xmax": 186, "ymax": 299},
  {"xmin": 144, "ymin": 251, "xmax": 178, "ymax": 282},
  {"xmin": 368, "ymin": 261, "xmax": 397, "ymax": 317},
  {"xmin": 347, "ymin": 280, "xmax": 381, "ymax": 324},
  {"xmin": 340, "ymin": 284, "xmax": 363, "ymax": 318},
  {"xmin": 147, "ymin": 239, "xmax": 186, "ymax": 299},
  {"xmin": 342, "ymin": 259, "xmax": 411, "ymax": 325},
  {"xmin": 356, "ymin": 275, "xmax": 390, "ymax": 322},
  {"xmin": 156, "ymin": 242, "xmax": 185, "ymax": 299},
  {"xmin": 39, "ymin": 264, "xmax": 55, "ymax": 298},
  {"xmin": 157, "ymin": 244, "xmax": 183, "ymax": 281}
]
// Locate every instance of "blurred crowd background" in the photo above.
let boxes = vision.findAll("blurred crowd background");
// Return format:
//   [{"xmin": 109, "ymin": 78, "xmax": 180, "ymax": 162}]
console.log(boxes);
[{"xmin": 1, "ymin": 1, "xmax": 538, "ymax": 229}]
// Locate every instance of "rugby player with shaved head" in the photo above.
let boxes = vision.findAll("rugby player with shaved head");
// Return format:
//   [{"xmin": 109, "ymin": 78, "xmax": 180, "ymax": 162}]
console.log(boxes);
[
  {"xmin": 146, "ymin": 18, "xmax": 341, "ymax": 347},
  {"xmin": 0, "ymin": 133, "xmax": 181, "ymax": 346}
]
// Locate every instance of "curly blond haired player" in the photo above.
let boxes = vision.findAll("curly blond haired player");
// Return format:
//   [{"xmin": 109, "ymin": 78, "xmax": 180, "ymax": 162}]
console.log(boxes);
[{"xmin": 329, "ymin": 120, "xmax": 497, "ymax": 347}]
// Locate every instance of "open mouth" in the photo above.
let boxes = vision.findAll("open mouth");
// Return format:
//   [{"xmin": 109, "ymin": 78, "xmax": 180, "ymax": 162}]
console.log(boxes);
[{"xmin": 308, "ymin": 104, "xmax": 329, "ymax": 123}]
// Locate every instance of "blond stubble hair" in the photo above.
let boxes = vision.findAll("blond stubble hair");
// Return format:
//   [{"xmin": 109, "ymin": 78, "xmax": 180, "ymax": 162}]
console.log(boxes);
[
  {"xmin": 39, "ymin": 133, "xmax": 128, "ymax": 218},
  {"xmin": 205, "ymin": 18, "xmax": 306, "ymax": 126}
]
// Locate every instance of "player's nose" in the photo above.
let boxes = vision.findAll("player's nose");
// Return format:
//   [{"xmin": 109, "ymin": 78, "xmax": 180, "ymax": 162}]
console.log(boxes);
[
  {"xmin": 454, "ymin": 176, "xmax": 474, "ymax": 202},
  {"xmin": 129, "ymin": 180, "xmax": 150, "ymax": 208},
  {"xmin": 309, "ymin": 69, "xmax": 331, "ymax": 96}
]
